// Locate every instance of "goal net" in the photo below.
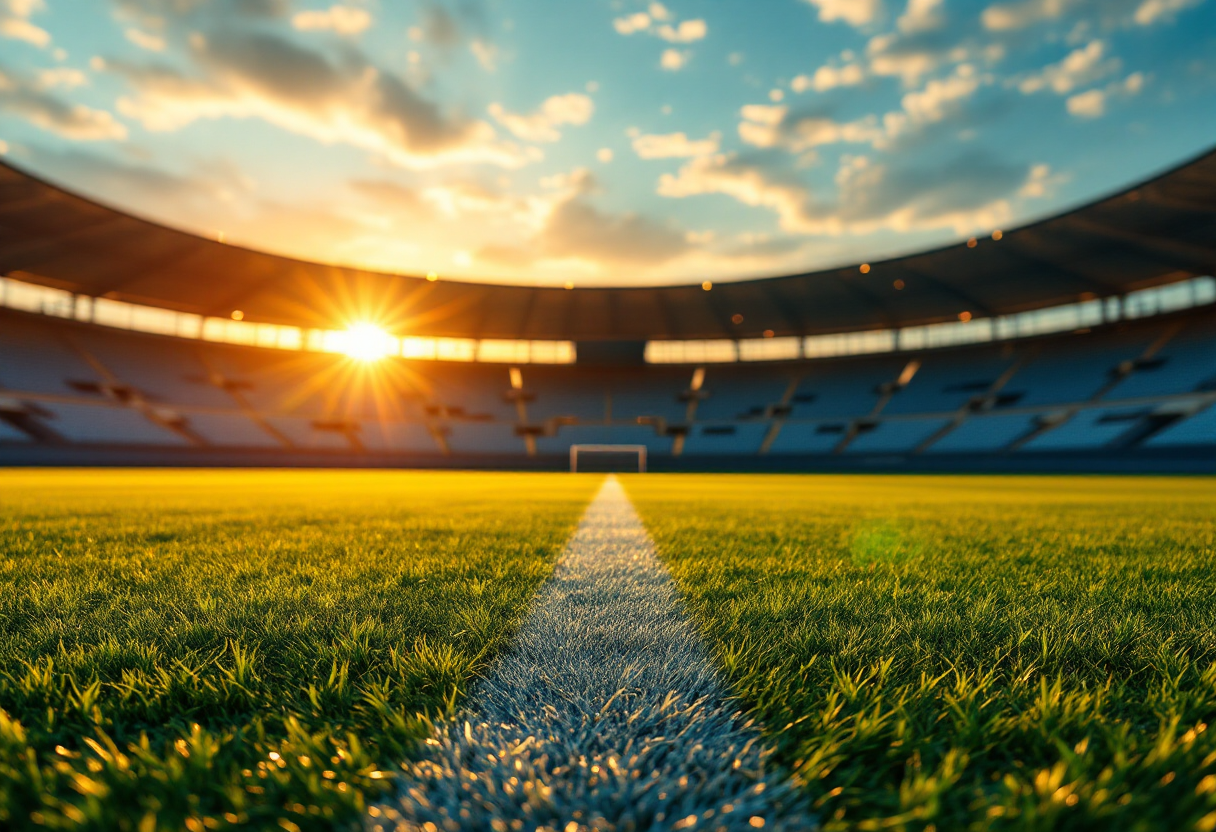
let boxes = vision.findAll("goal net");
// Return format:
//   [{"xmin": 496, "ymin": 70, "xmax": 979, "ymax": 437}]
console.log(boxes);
[{"xmin": 569, "ymin": 444, "xmax": 648, "ymax": 473}]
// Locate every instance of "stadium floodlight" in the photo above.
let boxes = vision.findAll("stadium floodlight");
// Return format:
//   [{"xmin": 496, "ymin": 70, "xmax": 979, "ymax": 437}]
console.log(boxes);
[
  {"xmin": 569, "ymin": 444, "xmax": 647, "ymax": 473},
  {"xmin": 339, "ymin": 322, "xmax": 397, "ymax": 361}
]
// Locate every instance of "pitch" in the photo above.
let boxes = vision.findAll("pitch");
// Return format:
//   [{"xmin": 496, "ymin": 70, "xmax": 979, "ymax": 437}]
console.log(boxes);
[{"xmin": 1, "ymin": 471, "xmax": 1214, "ymax": 830}]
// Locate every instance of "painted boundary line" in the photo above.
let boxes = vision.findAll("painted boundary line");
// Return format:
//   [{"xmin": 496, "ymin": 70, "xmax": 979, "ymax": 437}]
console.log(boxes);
[{"xmin": 373, "ymin": 476, "xmax": 812, "ymax": 831}]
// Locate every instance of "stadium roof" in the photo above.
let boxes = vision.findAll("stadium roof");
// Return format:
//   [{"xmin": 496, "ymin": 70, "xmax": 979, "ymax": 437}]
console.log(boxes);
[{"xmin": 1, "ymin": 148, "xmax": 1215, "ymax": 342}]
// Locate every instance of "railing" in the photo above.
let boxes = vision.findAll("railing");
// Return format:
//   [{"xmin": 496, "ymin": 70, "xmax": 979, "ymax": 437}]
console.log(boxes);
[
  {"xmin": 645, "ymin": 276, "xmax": 1216, "ymax": 364},
  {"xmin": 0, "ymin": 276, "xmax": 576, "ymax": 364}
]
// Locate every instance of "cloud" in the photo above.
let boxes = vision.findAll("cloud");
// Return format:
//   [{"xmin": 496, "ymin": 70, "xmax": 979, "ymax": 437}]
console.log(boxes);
[
  {"xmin": 792, "ymin": 62, "xmax": 866, "ymax": 93},
  {"xmin": 125, "ymin": 27, "xmax": 167, "ymax": 51},
  {"xmin": 0, "ymin": 63, "xmax": 127, "ymax": 140},
  {"xmin": 631, "ymin": 131, "xmax": 719, "ymax": 158},
  {"xmin": 659, "ymin": 151, "xmax": 1047, "ymax": 237},
  {"xmin": 897, "ymin": 0, "xmax": 946, "ymax": 32},
  {"xmin": 478, "ymin": 167, "xmax": 693, "ymax": 270},
  {"xmin": 111, "ymin": 29, "xmax": 533, "ymax": 169},
  {"xmin": 596, "ymin": 147, "xmax": 613, "ymax": 162},
  {"xmin": 980, "ymin": 0, "xmax": 1203, "ymax": 30},
  {"xmin": 1133, "ymin": 0, "xmax": 1204, "ymax": 24},
  {"xmin": 802, "ymin": 0, "xmax": 883, "ymax": 28},
  {"xmin": 470, "ymin": 39, "xmax": 497, "ymax": 71},
  {"xmin": 487, "ymin": 92, "xmax": 594, "ymax": 142},
  {"xmin": 613, "ymin": 9, "xmax": 707, "ymax": 41},
  {"xmin": 660, "ymin": 48, "xmax": 690, "ymax": 70},
  {"xmin": 36, "ymin": 67, "xmax": 88, "ymax": 88},
  {"xmin": 1018, "ymin": 40, "xmax": 1119, "ymax": 94},
  {"xmin": 656, "ymin": 19, "xmax": 707, "ymax": 42},
  {"xmin": 292, "ymin": 4, "xmax": 372, "ymax": 35},
  {"xmin": 738, "ymin": 103, "xmax": 881, "ymax": 153},
  {"xmin": 1066, "ymin": 71, "xmax": 1145, "ymax": 117},
  {"xmin": 1, "ymin": 0, "xmax": 50, "ymax": 47}
]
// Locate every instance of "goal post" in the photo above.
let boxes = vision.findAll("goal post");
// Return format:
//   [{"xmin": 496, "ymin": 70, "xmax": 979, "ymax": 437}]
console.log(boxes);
[{"xmin": 569, "ymin": 444, "xmax": 648, "ymax": 473}]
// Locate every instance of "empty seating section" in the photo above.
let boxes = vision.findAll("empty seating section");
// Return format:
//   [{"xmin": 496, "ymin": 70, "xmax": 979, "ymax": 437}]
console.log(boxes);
[
  {"xmin": 789, "ymin": 359, "xmax": 907, "ymax": 419},
  {"xmin": 1104, "ymin": 326, "xmax": 1216, "ymax": 400},
  {"xmin": 525, "ymin": 373, "xmax": 609, "ymax": 423},
  {"xmin": 535, "ymin": 424, "xmax": 672, "ymax": 455},
  {"xmin": 359, "ymin": 421, "xmax": 440, "ymax": 453},
  {"xmin": 1005, "ymin": 331, "xmax": 1154, "ymax": 408},
  {"xmin": 41, "ymin": 401, "xmax": 188, "ymax": 445},
  {"xmin": 847, "ymin": 418, "xmax": 953, "ymax": 454},
  {"xmin": 444, "ymin": 422, "xmax": 526, "ymax": 455},
  {"xmin": 184, "ymin": 412, "xmax": 283, "ymax": 448},
  {"xmin": 696, "ymin": 369, "xmax": 792, "ymax": 421},
  {"xmin": 883, "ymin": 349, "xmax": 1016, "ymax": 415},
  {"xmin": 1146, "ymin": 405, "xmax": 1216, "ymax": 447},
  {"xmin": 0, "ymin": 316, "xmax": 103, "ymax": 395},
  {"xmin": 262, "ymin": 416, "xmax": 355, "ymax": 450},
  {"xmin": 925, "ymin": 413, "xmax": 1037, "ymax": 453},
  {"xmin": 1, "ymin": 307, "xmax": 1214, "ymax": 457},
  {"xmin": 768, "ymin": 421, "xmax": 850, "ymax": 454},
  {"xmin": 72, "ymin": 330, "xmax": 233, "ymax": 408},
  {"xmin": 0, "ymin": 418, "xmax": 30, "ymax": 442},
  {"xmin": 682, "ymin": 422, "xmax": 769, "ymax": 455},
  {"xmin": 1020, "ymin": 408, "xmax": 1146, "ymax": 451}
]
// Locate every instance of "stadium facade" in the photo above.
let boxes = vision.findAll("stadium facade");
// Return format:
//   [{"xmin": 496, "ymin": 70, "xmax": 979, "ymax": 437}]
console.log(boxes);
[{"xmin": 1, "ymin": 151, "xmax": 1214, "ymax": 472}]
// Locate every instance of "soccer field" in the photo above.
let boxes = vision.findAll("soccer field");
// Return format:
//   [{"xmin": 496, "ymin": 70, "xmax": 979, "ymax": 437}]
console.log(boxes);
[
  {"xmin": 0, "ymin": 470, "xmax": 600, "ymax": 831},
  {"xmin": 1, "ymin": 471, "xmax": 1215, "ymax": 830},
  {"xmin": 624, "ymin": 474, "xmax": 1216, "ymax": 830}
]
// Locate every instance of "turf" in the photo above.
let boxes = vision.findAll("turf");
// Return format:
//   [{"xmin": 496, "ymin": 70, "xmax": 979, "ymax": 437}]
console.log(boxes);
[
  {"xmin": 0, "ymin": 469, "xmax": 600, "ymax": 832},
  {"xmin": 624, "ymin": 474, "xmax": 1216, "ymax": 831}
]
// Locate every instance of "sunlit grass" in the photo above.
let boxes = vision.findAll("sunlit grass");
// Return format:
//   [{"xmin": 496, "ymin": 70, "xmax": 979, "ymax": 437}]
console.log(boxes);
[
  {"xmin": 0, "ymin": 469, "xmax": 600, "ymax": 831},
  {"xmin": 624, "ymin": 474, "xmax": 1216, "ymax": 831}
]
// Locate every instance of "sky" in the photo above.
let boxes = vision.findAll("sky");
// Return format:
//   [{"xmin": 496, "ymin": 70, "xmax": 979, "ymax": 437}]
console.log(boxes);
[{"xmin": 1, "ymin": 0, "xmax": 1215, "ymax": 288}]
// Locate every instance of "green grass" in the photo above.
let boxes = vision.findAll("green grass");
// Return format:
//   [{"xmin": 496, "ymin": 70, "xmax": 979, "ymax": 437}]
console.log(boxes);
[
  {"xmin": 624, "ymin": 474, "xmax": 1216, "ymax": 832},
  {"xmin": 0, "ymin": 469, "xmax": 600, "ymax": 832}
]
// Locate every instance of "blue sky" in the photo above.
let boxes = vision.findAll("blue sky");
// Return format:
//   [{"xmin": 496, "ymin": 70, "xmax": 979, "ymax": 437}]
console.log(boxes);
[{"xmin": 1, "ymin": 0, "xmax": 1214, "ymax": 287}]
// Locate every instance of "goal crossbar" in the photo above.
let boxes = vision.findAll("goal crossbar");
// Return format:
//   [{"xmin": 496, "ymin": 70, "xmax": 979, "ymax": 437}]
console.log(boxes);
[{"xmin": 569, "ymin": 444, "xmax": 647, "ymax": 473}]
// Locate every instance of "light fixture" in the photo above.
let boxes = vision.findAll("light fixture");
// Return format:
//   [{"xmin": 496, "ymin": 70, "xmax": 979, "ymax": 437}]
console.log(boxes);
[
  {"xmin": 702, "ymin": 280, "xmax": 712, "ymax": 291},
  {"xmin": 860, "ymin": 263, "xmax": 871, "ymax": 274}
]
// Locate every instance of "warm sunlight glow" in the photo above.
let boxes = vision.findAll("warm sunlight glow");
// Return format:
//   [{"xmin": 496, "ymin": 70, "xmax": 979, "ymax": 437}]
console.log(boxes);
[{"xmin": 339, "ymin": 323, "xmax": 397, "ymax": 361}]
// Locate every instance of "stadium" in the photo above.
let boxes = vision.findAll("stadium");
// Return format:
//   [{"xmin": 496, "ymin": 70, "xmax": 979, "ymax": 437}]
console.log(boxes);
[{"xmin": 2, "ymin": 1, "xmax": 1216, "ymax": 830}]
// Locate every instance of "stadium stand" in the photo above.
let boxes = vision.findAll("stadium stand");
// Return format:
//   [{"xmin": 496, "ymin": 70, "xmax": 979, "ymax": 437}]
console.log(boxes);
[
  {"xmin": 1, "ymin": 150, "xmax": 1214, "ymax": 471},
  {"xmin": 2, "ymin": 301, "xmax": 1213, "ymax": 470}
]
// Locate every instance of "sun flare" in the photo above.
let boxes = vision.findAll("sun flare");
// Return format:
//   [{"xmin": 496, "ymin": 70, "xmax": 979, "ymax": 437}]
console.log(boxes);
[{"xmin": 340, "ymin": 322, "xmax": 397, "ymax": 361}]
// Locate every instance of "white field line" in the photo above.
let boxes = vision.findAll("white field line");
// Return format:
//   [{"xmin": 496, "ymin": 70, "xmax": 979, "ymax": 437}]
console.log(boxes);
[{"xmin": 375, "ymin": 476, "xmax": 813, "ymax": 831}]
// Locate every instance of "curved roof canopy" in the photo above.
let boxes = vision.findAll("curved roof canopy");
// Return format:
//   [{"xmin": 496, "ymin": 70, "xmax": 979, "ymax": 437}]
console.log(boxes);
[{"xmin": 2, "ymin": 149, "xmax": 1215, "ymax": 342}]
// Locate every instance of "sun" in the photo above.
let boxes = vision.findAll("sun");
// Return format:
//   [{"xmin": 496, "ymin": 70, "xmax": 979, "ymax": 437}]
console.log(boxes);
[{"xmin": 340, "ymin": 322, "xmax": 397, "ymax": 361}]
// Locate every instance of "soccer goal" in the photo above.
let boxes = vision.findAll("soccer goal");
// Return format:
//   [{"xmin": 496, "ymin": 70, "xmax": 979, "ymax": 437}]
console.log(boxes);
[{"xmin": 569, "ymin": 444, "xmax": 648, "ymax": 473}]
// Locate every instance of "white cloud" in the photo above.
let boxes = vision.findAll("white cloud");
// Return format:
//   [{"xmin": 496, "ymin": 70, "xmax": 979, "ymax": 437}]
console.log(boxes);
[
  {"xmin": 0, "ymin": 64, "xmax": 126, "ymax": 140},
  {"xmin": 596, "ymin": 147, "xmax": 613, "ymax": 162},
  {"xmin": 660, "ymin": 48, "xmax": 690, "ymax": 70},
  {"xmin": 738, "ymin": 104, "xmax": 881, "ymax": 153},
  {"xmin": 614, "ymin": 11, "xmax": 651, "ymax": 34},
  {"xmin": 112, "ymin": 30, "xmax": 533, "ymax": 169},
  {"xmin": 488, "ymin": 92, "xmax": 594, "ymax": 142},
  {"xmin": 656, "ymin": 19, "xmax": 707, "ymax": 42},
  {"xmin": 1018, "ymin": 40, "xmax": 1118, "ymax": 95},
  {"xmin": 660, "ymin": 152, "xmax": 1047, "ymax": 238},
  {"xmin": 470, "ymin": 39, "xmax": 497, "ymax": 72},
  {"xmin": 1066, "ymin": 71, "xmax": 1144, "ymax": 118},
  {"xmin": 1134, "ymin": 0, "xmax": 1203, "ymax": 24},
  {"xmin": 1, "ymin": 0, "xmax": 50, "ymax": 47},
  {"xmin": 897, "ymin": 0, "xmax": 945, "ymax": 32},
  {"xmin": 35, "ymin": 67, "xmax": 87, "ymax": 88},
  {"xmin": 125, "ymin": 27, "xmax": 166, "ymax": 51},
  {"xmin": 981, "ymin": 0, "xmax": 1074, "ymax": 31},
  {"xmin": 614, "ymin": 8, "xmax": 707, "ymax": 42},
  {"xmin": 292, "ymin": 4, "xmax": 372, "ymax": 35},
  {"xmin": 792, "ymin": 63, "xmax": 865, "ymax": 93},
  {"xmin": 802, "ymin": 0, "xmax": 883, "ymax": 28},
  {"xmin": 632, "ymin": 131, "xmax": 720, "ymax": 158},
  {"xmin": 658, "ymin": 153, "xmax": 823, "ymax": 234}
]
